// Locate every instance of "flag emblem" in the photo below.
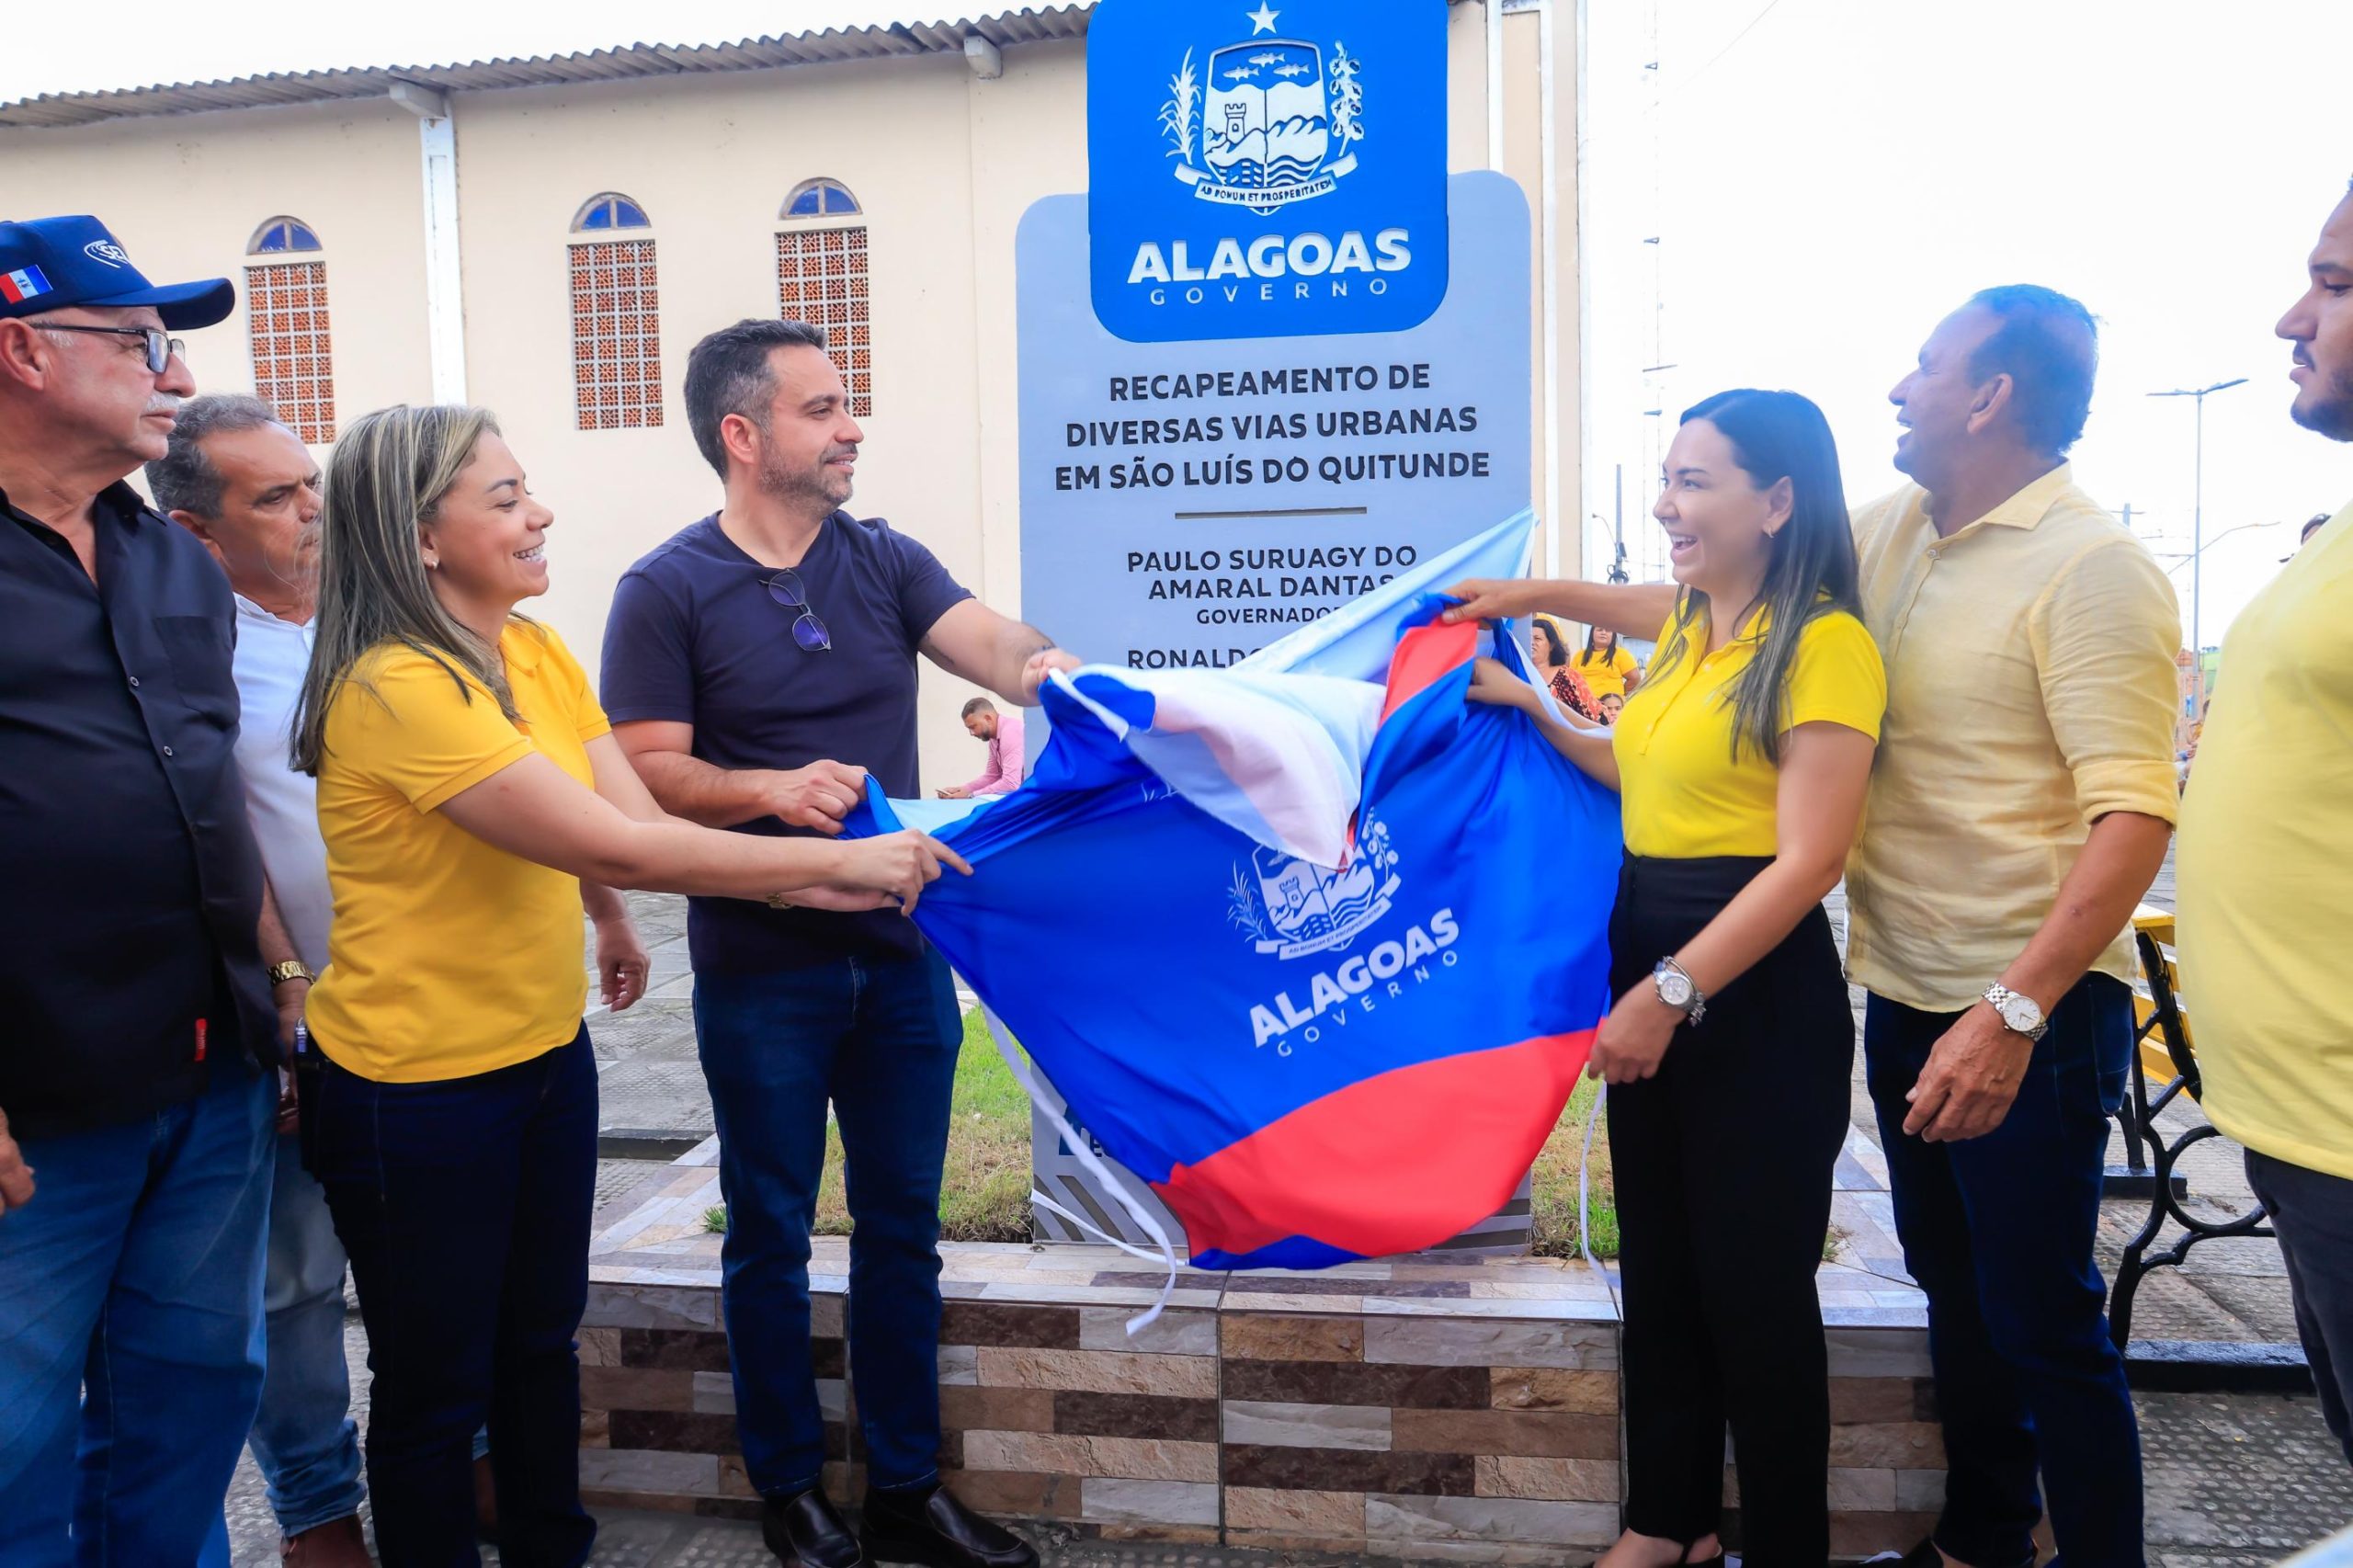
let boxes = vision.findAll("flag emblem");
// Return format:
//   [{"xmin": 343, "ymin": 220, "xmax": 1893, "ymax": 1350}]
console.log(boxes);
[{"xmin": 0, "ymin": 266, "xmax": 54, "ymax": 305}]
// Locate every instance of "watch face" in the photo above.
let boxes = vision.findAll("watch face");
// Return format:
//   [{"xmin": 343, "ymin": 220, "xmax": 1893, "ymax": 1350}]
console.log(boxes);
[
  {"xmin": 1999, "ymin": 996, "xmax": 2040, "ymax": 1033},
  {"xmin": 1657, "ymin": 971, "xmax": 1694, "ymax": 1007}
]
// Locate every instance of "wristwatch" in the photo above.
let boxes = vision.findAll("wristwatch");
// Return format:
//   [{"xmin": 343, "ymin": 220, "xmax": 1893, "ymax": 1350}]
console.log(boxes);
[
  {"xmin": 267, "ymin": 960, "xmax": 315, "ymax": 988},
  {"xmin": 1653, "ymin": 957, "xmax": 1707, "ymax": 1024},
  {"xmin": 1982, "ymin": 983, "xmax": 2048, "ymax": 1041}
]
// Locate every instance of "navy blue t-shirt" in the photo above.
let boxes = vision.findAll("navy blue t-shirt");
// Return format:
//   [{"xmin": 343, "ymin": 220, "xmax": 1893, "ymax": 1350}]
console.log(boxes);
[{"xmin": 600, "ymin": 512, "xmax": 972, "ymax": 971}]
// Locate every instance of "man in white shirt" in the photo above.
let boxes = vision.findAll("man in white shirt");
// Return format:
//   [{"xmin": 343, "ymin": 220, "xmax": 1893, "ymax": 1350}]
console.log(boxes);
[{"xmin": 149, "ymin": 395, "xmax": 369, "ymax": 1568}]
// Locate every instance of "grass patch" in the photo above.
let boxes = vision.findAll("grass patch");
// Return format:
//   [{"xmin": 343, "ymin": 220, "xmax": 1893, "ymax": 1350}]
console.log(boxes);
[
  {"xmin": 708, "ymin": 1015, "xmax": 1622, "ymax": 1261},
  {"xmin": 810, "ymin": 1010, "xmax": 1034, "ymax": 1244},
  {"xmin": 701, "ymin": 1205, "xmax": 729, "ymax": 1234},
  {"xmin": 1530, "ymin": 1076, "xmax": 1620, "ymax": 1260}
]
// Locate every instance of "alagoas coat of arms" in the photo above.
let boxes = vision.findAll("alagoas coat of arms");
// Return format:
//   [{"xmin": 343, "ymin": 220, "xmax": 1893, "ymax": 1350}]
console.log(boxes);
[{"xmin": 1157, "ymin": 4, "xmax": 1364, "ymax": 213}]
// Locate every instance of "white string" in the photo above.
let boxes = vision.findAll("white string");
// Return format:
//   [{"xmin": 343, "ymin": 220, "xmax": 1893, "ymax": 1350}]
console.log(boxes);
[
  {"xmin": 980, "ymin": 1006, "xmax": 1177, "ymax": 1335},
  {"xmin": 1578, "ymin": 1079, "xmax": 1620, "ymax": 1311}
]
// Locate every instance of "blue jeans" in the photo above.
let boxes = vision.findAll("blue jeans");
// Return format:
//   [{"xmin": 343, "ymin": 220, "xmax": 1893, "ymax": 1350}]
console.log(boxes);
[
  {"xmin": 0, "ymin": 1065, "xmax": 276, "ymax": 1568},
  {"xmin": 695, "ymin": 951, "xmax": 961, "ymax": 1494},
  {"xmin": 2244, "ymin": 1150, "xmax": 2353, "ymax": 1465},
  {"xmin": 198, "ymin": 1134, "xmax": 368, "ymax": 1565},
  {"xmin": 307, "ymin": 1028, "xmax": 599, "ymax": 1568},
  {"xmin": 252, "ymin": 1131, "xmax": 367, "ymax": 1531},
  {"xmin": 1865, "ymin": 976, "xmax": 2143, "ymax": 1568}
]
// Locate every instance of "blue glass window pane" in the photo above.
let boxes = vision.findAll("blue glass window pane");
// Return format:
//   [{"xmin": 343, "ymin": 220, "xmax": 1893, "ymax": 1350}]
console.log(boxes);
[
  {"xmin": 822, "ymin": 183, "xmax": 859, "ymax": 214},
  {"xmin": 788, "ymin": 187, "xmax": 825, "ymax": 216},
  {"xmin": 613, "ymin": 199, "xmax": 649, "ymax": 228},
  {"xmin": 286, "ymin": 222, "xmax": 322, "ymax": 252},
  {"xmin": 582, "ymin": 203, "xmax": 613, "ymax": 230}
]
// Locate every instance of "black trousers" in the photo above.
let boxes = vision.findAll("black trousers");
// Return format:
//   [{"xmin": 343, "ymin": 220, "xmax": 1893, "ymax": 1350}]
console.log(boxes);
[
  {"xmin": 306, "ymin": 1028, "xmax": 600, "ymax": 1568},
  {"xmin": 1607, "ymin": 856, "xmax": 1855, "ymax": 1567}
]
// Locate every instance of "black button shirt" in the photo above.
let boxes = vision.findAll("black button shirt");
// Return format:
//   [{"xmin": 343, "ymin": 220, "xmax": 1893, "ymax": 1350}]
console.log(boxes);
[{"xmin": 0, "ymin": 481, "xmax": 277, "ymax": 1139}]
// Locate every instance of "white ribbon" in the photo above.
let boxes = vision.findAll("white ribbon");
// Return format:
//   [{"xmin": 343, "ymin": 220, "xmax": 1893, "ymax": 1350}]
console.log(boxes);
[
  {"xmin": 1578, "ymin": 1080, "xmax": 1620, "ymax": 1312},
  {"xmin": 981, "ymin": 1005, "xmax": 1177, "ymax": 1335}
]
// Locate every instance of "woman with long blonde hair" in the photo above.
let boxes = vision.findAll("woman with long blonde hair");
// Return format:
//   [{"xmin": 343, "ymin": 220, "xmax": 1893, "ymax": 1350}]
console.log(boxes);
[{"xmin": 290, "ymin": 404, "xmax": 959, "ymax": 1567}]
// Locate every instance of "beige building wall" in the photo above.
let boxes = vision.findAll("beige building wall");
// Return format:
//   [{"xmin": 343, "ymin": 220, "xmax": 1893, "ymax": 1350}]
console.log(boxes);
[
  {"xmin": 452, "ymin": 49, "xmax": 1040, "ymax": 782},
  {"xmin": 0, "ymin": 97, "xmax": 435, "ymax": 439},
  {"xmin": 0, "ymin": 3, "xmax": 1579, "ymax": 792}
]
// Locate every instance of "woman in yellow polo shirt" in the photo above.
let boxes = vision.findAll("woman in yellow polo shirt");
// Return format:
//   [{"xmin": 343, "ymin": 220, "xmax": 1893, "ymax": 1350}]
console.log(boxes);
[
  {"xmin": 1472, "ymin": 389, "xmax": 1884, "ymax": 1568},
  {"xmin": 288, "ymin": 405, "xmax": 961, "ymax": 1568},
  {"xmin": 1574, "ymin": 621, "xmax": 1643, "ymax": 701}
]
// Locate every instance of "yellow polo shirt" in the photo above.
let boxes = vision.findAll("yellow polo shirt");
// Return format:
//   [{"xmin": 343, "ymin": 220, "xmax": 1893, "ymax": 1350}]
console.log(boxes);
[
  {"xmin": 307, "ymin": 622, "xmax": 609, "ymax": 1082},
  {"xmin": 1575, "ymin": 644, "xmax": 1641, "ymax": 702},
  {"xmin": 1613, "ymin": 602, "xmax": 1885, "ymax": 858},
  {"xmin": 1845, "ymin": 467, "xmax": 2182, "ymax": 1013},
  {"xmin": 2177, "ymin": 503, "xmax": 2353, "ymax": 1179}
]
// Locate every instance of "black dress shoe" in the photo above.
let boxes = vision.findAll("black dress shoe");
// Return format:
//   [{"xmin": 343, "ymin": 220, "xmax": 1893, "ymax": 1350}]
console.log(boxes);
[
  {"xmin": 860, "ymin": 1483, "xmax": 1040, "ymax": 1568},
  {"xmin": 764, "ymin": 1486, "xmax": 868, "ymax": 1568}
]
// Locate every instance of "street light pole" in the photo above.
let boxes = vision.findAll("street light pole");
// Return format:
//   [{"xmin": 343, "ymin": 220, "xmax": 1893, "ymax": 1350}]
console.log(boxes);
[{"xmin": 2149, "ymin": 377, "xmax": 2247, "ymax": 655}]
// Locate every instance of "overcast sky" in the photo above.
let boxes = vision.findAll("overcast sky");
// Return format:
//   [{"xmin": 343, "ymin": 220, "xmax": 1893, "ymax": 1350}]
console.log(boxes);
[
  {"xmin": 1581, "ymin": 0, "xmax": 2353, "ymax": 651},
  {"xmin": 8, "ymin": 0, "xmax": 2346, "ymax": 648}
]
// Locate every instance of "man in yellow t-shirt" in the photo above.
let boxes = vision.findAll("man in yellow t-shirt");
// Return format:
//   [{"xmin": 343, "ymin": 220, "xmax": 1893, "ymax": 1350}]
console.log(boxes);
[{"xmin": 2178, "ymin": 184, "xmax": 2353, "ymax": 1468}]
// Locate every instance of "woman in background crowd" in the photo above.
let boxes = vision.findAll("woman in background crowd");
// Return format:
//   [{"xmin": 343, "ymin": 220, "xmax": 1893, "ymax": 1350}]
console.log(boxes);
[
  {"xmin": 1469, "ymin": 389, "xmax": 1883, "ymax": 1568},
  {"xmin": 1577, "ymin": 620, "xmax": 1645, "ymax": 702},
  {"xmin": 290, "ymin": 403, "xmax": 962, "ymax": 1568},
  {"xmin": 1530, "ymin": 613, "xmax": 1605, "ymax": 722}
]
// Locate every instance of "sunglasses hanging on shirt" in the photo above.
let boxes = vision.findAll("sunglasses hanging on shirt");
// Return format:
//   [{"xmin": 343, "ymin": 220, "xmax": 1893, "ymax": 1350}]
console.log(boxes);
[{"xmin": 765, "ymin": 569, "xmax": 831, "ymax": 652}]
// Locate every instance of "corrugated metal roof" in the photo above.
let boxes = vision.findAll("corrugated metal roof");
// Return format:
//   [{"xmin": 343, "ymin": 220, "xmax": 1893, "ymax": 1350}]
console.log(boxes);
[{"xmin": 0, "ymin": 5, "xmax": 1097, "ymax": 130}]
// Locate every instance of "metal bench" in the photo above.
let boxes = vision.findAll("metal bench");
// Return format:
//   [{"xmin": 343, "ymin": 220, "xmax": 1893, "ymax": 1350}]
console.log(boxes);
[{"xmin": 2105, "ymin": 904, "xmax": 2276, "ymax": 1346}]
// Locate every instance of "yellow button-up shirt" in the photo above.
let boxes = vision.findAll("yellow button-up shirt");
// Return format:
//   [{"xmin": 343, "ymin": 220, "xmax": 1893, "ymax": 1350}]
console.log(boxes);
[
  {"xmin": 2177, "ymin": 501, "xmax": 2353, "ymax": 1179},
  {"xmin": 1844, "ymin": 465, "xmax": 2181, "ymax": 1013}
]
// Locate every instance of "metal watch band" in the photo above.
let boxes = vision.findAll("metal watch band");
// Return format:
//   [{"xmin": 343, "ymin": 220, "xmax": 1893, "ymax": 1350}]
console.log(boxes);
[
  {"xmin": 1654, "ymin": 956, "xmax": 1708, "ymax": 1025},
  {"xmin": 1983, "ymin": 983, "xmax": 2048, "ymax": 1041}
]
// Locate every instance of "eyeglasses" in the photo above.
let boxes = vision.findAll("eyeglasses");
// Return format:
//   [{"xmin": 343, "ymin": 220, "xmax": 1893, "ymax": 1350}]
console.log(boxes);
[
  {"xmin": 37, "ymin": 323, "xmax": 184, "ymax": 375},
  {"xmin": 765, "ymin": 569, "xmax": 831, "ymax": 652}
]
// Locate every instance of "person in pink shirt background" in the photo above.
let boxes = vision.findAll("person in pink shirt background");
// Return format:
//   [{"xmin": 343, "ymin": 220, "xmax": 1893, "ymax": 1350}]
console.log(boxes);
[{"xmin": 939, "ymin": 698, "xmax": 1025, "ymax": 799}]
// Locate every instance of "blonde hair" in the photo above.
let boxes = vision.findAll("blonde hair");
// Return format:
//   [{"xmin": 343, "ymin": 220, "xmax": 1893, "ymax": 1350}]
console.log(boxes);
[{"xmin": 291, "ymin": 403, "xmax": 518, "ymax": 775}]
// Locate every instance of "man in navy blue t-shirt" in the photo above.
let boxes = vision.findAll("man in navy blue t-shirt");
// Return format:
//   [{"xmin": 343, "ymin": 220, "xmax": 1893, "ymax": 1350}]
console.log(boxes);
[{"xmin": 601, "ymin": 319, "xmax": 1074, "ymax": 1568}]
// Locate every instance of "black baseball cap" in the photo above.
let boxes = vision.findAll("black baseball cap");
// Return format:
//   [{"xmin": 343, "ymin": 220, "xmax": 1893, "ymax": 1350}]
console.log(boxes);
[{"xmin": 0, "ymin": 214, "xmax": 233, "ymax": 330}]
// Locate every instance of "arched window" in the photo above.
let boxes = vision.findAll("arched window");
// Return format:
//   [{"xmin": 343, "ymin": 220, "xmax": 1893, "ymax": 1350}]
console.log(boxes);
[
  {"xmin": 776, "ymin": 179, "xmax": 872, "ymax": 418},
  {"xmin": 567, "ymin": 193, "xmax": 662, "ymax": 431},
  {"xmin": 247, "ymin": 216, "xmax": 324, "ymax": 255},
  {"xmin": 572, "ymin": 193, "xmax": 652, "ymax": 233},
  {"xmin": 781, "ymin": 178, "xmax": 860, "ymax": 220},
  {"xmin": 244, "ymin": 216, "xmax": 335, "ymax": 442}
]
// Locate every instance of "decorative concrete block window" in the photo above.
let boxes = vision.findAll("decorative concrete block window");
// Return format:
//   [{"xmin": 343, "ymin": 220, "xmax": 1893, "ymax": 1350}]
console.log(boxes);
[
  {"xmin": 567, "ymin": 193, "xmax": 662, "ymax": 431},
  {"xmin": 244, "ymin": 218, "xmax": 335, "ymax": 443},
  {"xmin": 777, "ymin": 179, "xmax": 871, "ymax": 418}
]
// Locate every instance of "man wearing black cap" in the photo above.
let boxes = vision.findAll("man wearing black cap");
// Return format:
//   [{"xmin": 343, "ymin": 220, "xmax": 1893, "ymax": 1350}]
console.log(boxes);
[{"xmin": 0, "ymin": 216, "xmax": 301, "ymax": 1565}]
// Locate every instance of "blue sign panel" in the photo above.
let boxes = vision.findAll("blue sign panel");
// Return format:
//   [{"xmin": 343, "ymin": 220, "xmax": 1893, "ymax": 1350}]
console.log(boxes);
[{"xmin": 1086, "ymin": 0, "xmax": 1450, "ymax": 343}]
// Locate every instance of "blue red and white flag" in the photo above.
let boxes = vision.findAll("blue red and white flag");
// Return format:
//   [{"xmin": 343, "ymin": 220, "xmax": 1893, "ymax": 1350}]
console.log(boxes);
[
  {"xmin": 851, "ymin": 512, "xmax": 1620, "ymax": 1301},
  {"xmin": 0, "ymin": 266, "xmax": 54, "ymax": 305}
]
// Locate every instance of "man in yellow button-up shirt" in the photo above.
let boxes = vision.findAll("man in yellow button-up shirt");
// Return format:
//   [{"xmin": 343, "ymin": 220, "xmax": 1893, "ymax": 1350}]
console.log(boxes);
[
  {"xmin": 2179, "ymin": 185, "xmax": 2353, "ymax": 1472},
  {"xmin": 1452, "ymin": 286, "xmax": 2178, "ymax": 1568}
]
